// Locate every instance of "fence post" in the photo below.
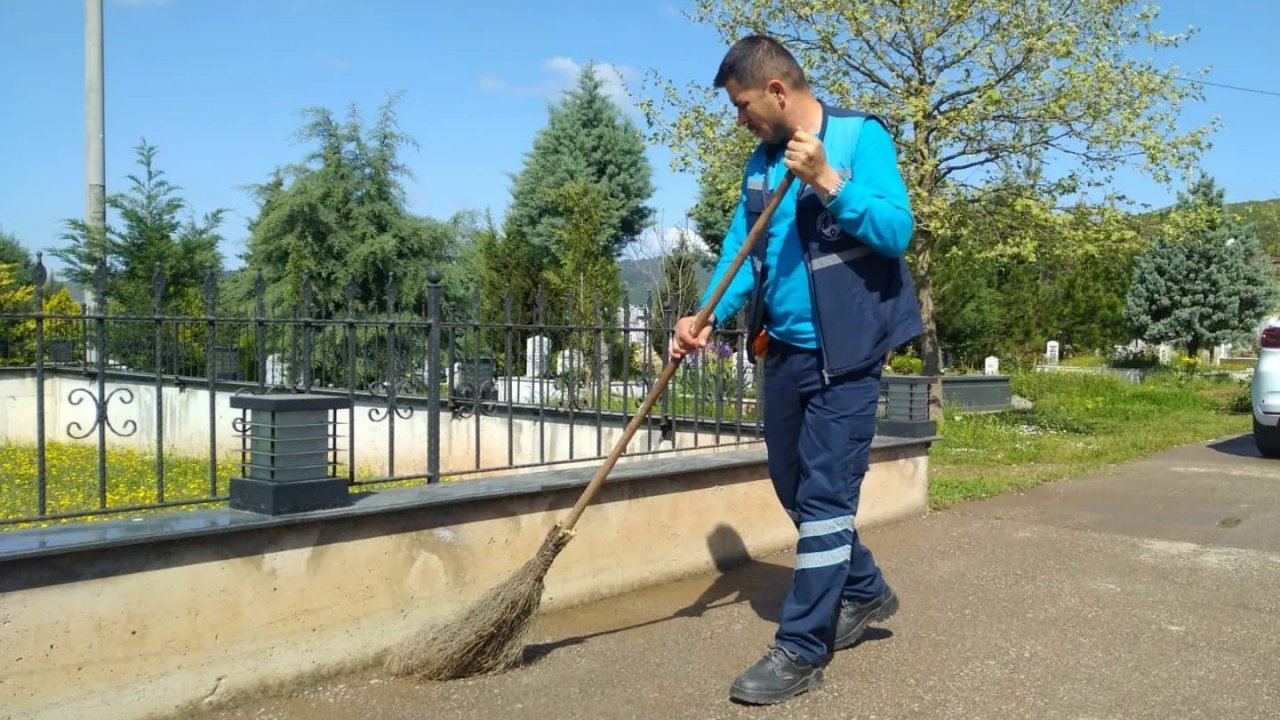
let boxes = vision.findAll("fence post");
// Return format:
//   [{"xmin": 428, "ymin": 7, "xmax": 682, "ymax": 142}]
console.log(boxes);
[
  {"xmin": 426, "ymin": 271, "xmax": 443, "ymax": 483},
  {"xmin": 302, "ymin": 273, "xmax": 314, "ymax": 391},
  {"xmin": 153, "ymin": 264, "xmax": 166, "ymax": 502},
  {"xmin": 33, "ymin": 254, "xmax": 47, "ymax": 517}
]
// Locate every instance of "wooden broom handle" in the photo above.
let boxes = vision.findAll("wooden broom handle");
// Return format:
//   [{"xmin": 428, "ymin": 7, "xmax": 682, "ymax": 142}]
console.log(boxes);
[{"xmin": 559, "ymin": 170, "xmax": 795, "ymax": 533}]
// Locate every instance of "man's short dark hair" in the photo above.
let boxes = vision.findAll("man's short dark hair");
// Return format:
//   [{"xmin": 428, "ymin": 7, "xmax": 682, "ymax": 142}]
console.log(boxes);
[{"xmin": 713, "ymin": 35, "xmax": 808, "ymax": 91}]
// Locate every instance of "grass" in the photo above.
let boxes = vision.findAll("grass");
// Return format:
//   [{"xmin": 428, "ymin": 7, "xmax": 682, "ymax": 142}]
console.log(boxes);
[
  {"xmin": 0, "ymin": 442, "xmax": 453, "ymax": 530},
  {"xmin": 0, "ymin": 442, "xmax": 241, "ymax": 528},
  {"xmin": 928, "ymin": 370, "xmax": 1251, "ymax": 509}
]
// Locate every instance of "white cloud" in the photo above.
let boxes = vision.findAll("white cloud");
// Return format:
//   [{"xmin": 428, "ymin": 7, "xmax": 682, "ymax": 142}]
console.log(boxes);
[
  {"xmin": 479, "ymin": 56, "xmax": 637, "ymax": 112},
  {"xmin": 627, "ymin": 223, "xmax": 710, "ymax": 260}
]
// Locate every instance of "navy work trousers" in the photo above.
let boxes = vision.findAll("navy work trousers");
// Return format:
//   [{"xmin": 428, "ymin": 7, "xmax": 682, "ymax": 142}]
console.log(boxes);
[{"xmin": 763, "ymin": 340, "xmax": 887, "ymax": 664}]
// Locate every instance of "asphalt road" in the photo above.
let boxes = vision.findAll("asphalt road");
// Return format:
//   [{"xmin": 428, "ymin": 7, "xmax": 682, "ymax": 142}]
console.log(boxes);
[{"xmin": 177, "ymin": 434, "xmax": 1280, "ymax": 720}]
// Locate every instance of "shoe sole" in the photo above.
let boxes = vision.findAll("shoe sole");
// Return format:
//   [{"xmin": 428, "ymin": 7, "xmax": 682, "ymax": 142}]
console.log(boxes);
[
  {"xmin": 729, "ymin": 669, "xmax": 825, "ymax": 705},
  {"xmin": 834, "ymin": 588, "xmax": 899, "ymax": 650}
]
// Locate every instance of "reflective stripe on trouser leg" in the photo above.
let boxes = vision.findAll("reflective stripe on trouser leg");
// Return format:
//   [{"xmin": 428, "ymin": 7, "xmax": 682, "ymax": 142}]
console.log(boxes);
[
  {"xmin": 795, "ymin": 515, "xmax": 854, "ymax": 571},
  {"xmin": 780, "ymin": 515, "xmax": 854, "ymax": 661}
]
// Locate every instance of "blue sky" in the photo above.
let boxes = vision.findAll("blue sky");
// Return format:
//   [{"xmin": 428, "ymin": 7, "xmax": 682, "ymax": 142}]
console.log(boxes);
[{"xmin": 1, "ymin": 0, "xmax": 1277, "ymax": 275}]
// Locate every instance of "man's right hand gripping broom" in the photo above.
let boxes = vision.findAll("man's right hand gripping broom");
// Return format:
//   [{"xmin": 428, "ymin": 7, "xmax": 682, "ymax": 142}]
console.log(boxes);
[{"xmin": 670, "ymin": 313, "xmax": 716, "ymax": 360}]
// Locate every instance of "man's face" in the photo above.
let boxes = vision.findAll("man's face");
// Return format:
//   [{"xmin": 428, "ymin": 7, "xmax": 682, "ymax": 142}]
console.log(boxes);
[{"xmin": 724, "ymin": 78, "xmax": 787, "ymax": 144}]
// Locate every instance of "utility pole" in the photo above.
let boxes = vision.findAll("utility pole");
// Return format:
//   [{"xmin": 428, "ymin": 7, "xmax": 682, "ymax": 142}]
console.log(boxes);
[
  {"xmin": 83, "ymin": 0, "xmax": 104, "ymax": 362},
  {"xmin": 86, "ymin": 0, "xmax": 105, "ymax": 232}
]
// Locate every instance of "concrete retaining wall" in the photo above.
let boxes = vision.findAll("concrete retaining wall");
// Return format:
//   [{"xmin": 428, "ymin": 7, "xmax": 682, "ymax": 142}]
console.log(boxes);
[{"xmin": 0, "ymin": 439, "xmax": 931, "ymax": 720}]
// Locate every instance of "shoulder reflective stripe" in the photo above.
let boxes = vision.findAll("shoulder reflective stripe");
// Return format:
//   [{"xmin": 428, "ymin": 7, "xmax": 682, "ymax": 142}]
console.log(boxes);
[
  {"xmin": 810, "ymin": 246, "xmax": 872, "ymax": 271},
  {"xmin": 798, "ymin": 514, "xmax": 853, "ymax": 539},
  {"xmin": 794, "ymin": 545, "xmax": 852, "ymax": 570}
]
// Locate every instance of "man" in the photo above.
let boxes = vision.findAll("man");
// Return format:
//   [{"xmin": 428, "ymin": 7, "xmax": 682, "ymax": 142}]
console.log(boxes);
[{"xmin": 669, "ymin": 36, "xmax": 922, "ymax": 705}]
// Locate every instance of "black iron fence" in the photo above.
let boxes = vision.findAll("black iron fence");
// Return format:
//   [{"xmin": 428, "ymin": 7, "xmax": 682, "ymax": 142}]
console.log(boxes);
[{"xmin": 0, "ymin": 257, "xmax": 934, "ymax": 527}]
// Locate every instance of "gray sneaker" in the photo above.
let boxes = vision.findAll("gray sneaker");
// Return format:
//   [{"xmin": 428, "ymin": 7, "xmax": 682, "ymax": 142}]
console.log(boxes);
[{"xmin": 834, "ymin": 585, "xmax": 899, "ymax": 650}]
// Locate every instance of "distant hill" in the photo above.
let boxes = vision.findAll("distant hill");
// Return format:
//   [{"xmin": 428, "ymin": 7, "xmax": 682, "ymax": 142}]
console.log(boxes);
[
  {"xmin": 618, "ymin": 256, "xmax": 713, "ymax": 306},
  {"xmin": 1227, "ymin": 198, "xmax": 1280, "ymax": 254},
  {"xmin": 1135, "ymin": 197, "xmax": 1280, "ymax": 254}
]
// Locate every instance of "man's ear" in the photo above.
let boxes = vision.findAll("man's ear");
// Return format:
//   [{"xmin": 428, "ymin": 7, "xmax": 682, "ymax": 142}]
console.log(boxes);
[{"xmin": 766, "ymin": 78, "xmax": 787, "ymax": 105}]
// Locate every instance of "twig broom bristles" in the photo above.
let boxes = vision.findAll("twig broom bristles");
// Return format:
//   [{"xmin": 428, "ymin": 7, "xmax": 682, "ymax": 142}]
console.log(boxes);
[{"xmin": 385, "ymin": 172, "xmax": 797, "ymax": 681}]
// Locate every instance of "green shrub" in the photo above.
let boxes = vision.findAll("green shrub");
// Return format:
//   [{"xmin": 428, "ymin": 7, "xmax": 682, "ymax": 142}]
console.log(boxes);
[
  {"xmin": 888, "ymin": 346, "xmax": 924, "ymax": 375},
  {"xmin": 1226, "ymin": 378, "xmax": 1252, "ymax": 414}
]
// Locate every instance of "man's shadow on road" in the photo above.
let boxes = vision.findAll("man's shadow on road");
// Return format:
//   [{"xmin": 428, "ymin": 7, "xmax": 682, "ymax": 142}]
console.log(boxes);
[{"xmin": 522, "ymin": 524, "xmax": 893, "ymax": 664}]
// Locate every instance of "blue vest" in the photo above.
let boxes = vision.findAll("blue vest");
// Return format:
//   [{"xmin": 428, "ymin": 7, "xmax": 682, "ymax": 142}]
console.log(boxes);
[{"xmin": 742, "ymin": 107, "xmax": 923, "ymax": 378}]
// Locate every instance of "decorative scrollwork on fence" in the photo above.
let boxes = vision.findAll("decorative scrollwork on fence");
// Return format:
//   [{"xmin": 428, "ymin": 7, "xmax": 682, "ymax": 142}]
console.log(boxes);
[
  {"xmin": 230, "ymin": 415, "xmax": 252, "ymax": 435},
  {"xmin": 367, "ymin": 378, "xmax": 415, "ymax": 423},
  {"xmin": 66, "ymin": 387, "xmax": 138, "ymax": 439}
]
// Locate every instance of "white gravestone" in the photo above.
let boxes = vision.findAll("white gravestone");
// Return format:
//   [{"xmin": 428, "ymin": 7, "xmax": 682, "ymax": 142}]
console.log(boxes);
[
  {"xmin": 555, "ymin": 349, "xmax": 585, "ymax": 375},
  {"xmin": 984, "ymin": 356, "xmax": 999, "ymax": 376},
  {"xmin": 526, "ymin": 335, "xmax": 550, "ymax": 378},
  {"xmin": 1045, "ymin": 341, "xmax": 1060, "ymax": 366},
  {"xmin": 618, "ymin": 305, "xmax": 649, "ymax": 345},
  {"xmin": 1157, "ymin": 343, "xmax": 1172, "ymax": 365},
  {"xmin": 265, "ymin": 353, "xmax": 289, "ymax": 385}
]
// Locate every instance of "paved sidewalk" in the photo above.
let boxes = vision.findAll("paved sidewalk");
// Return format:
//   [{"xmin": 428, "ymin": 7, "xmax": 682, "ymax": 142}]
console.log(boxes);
[{"xmin": 185, "ymin": 435, "xmax": 1280, "ymax": 720}]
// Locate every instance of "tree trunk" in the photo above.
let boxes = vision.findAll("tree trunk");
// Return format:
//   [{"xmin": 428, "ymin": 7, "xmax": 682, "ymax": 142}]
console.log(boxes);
[{"xmin": 913, "ymin": 227, "xmax": 945, "ymax": 419}]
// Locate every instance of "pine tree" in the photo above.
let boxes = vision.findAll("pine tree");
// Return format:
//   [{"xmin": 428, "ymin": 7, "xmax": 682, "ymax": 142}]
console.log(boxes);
[
  {"xmin": 242, "ymin": 98, "xmax": 461, "ymax": 319},
  {"xmin": 1125, "ymin": 176, "xmax": 1279, "ymax": 358},
  {"xmin": 504, "ymin": 63, "xmax": 654, "ymax": 258},
  {"xmin": 53, "ymin": 140, "xmax": 224, "ymax": 314},
  {"xmin": 485, "ymin": 62, "xmax": 655, "ymax": 359},
  {"xmin": 240, "ymin": 97, "xmax": 466, "ymax": 388}
]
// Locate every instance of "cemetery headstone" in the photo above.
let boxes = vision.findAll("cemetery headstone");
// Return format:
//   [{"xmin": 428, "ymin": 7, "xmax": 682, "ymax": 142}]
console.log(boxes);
[
  {"xmin": 555, "ymin": 348, "xmax": 585, "ymax": 375},
  {"xmin": 984, "ymin": 356, "xmax": 999, "ymax": 376},
  {"xmin": 1045, "ymin": 341, "xmax": 1060, "ymax": 366},
  {"xmin": 265, "ymin": 353, "xmax": 289, "ymax": 385},
  {"xmin": 526, "ymin": 335, "xmax": 550, "ymax": 378}
]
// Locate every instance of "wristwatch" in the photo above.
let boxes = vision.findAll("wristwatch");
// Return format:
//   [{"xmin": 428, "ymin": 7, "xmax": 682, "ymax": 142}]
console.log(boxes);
[{"xmin": 821, "ymin": 175, "xmax": 846, "ymax": 205}]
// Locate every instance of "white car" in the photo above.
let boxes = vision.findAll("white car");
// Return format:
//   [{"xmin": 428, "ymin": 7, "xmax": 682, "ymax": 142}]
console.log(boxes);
[{"xmin": 1252, "ymin": 325, "xmax": 1280, "ymax": 456}]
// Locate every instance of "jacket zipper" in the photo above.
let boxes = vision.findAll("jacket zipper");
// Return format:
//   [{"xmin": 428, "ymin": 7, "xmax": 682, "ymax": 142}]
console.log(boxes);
[
  {"xmin": 805, "ymin": 111, "xmax": 834, "ymax": 385},
  {"xmin": 802, "ymin": 243, "xmax": 833, "ymax": 385}
]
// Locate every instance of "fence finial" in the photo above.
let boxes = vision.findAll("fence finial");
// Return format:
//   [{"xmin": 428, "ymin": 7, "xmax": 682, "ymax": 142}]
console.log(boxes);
[{"xmin": 33, "ymin": 252, "xmax": 47, "ymax": 289}]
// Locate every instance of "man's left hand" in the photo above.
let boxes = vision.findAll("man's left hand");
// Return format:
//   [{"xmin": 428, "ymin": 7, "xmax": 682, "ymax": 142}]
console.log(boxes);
[{"xmin": 784, "ymin": 130, "xmax": 841, "ymax": 193}]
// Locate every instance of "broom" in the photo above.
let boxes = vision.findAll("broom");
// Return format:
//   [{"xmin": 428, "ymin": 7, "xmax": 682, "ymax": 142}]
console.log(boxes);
[{"xmin": 385, "ymin": 170, "xmax": 797, "ymax": 681}]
